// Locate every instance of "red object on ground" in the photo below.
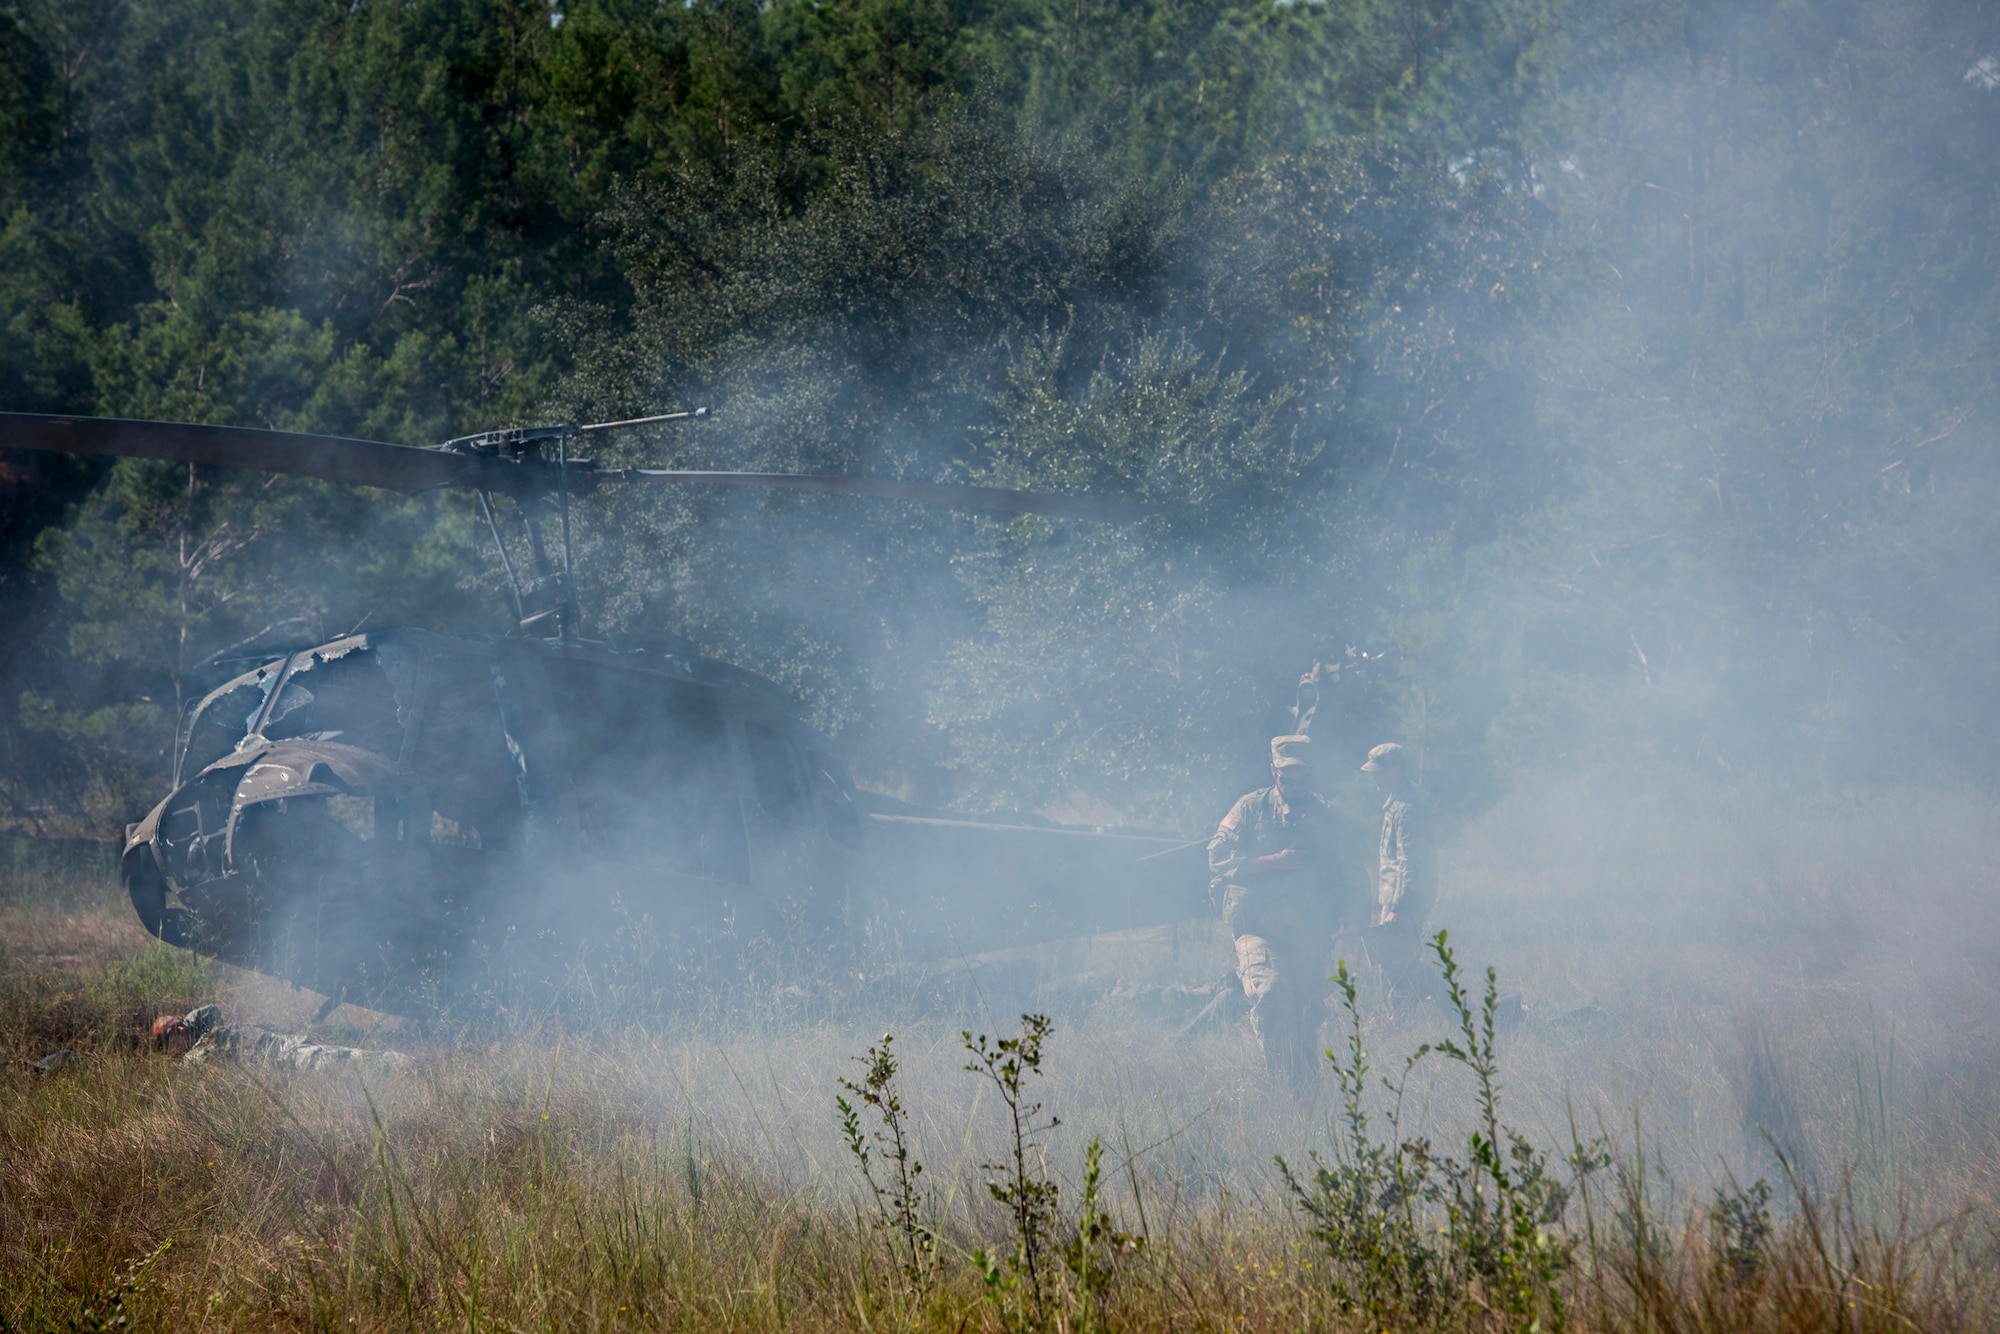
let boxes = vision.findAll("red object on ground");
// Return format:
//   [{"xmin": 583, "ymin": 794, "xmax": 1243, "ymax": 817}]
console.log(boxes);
[{"xmin": 151, "ymin": 1015, "xmax": 194, "ymax": 1054}]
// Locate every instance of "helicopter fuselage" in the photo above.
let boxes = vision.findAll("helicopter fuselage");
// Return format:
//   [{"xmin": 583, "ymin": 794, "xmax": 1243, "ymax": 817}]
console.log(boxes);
[
  {"xmin": 1, "ymin": 408, "xmax": 1191, "ymax": 1013},
  {"xmin": 122, "ymin": 629, "xmax": 862, "ymax": 1008},
  {"xmin": 120, "ymin": 628, "xmax": 1205, "ymax": 1013}
]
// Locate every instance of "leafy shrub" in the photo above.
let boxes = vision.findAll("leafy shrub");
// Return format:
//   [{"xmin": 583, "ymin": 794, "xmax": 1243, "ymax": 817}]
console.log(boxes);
[
  {"xmin": 962, "ymin": 1013, "xmax": 1064, "ymax": 1328},
  {"xmin": 1279, "ymin": 932, "xmax": 1604, "ymax": 1329},
  {"xmin": 836, "ymin": 1031, "xmax": 935, "ymax": 1291},
  {"xmin": 836, "ymin": 1014, "xmax": 1143, "ymax": 1332}
]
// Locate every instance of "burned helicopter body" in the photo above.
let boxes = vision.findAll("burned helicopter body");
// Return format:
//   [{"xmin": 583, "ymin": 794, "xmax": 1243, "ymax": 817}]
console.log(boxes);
[
  {"xmin": 127, "ymin": 628, "xmax": 1200, "ymax": 1010},
  {"xmin": 126, "ymin": 628, "xmax": 867, "ymax": 1007},
  {"xmin": 2, "ymin": 409, "xmax": 1198, "ymax": 1012}
]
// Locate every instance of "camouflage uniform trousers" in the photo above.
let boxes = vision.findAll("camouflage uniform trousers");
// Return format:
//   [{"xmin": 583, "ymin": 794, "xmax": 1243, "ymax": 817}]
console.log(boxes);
[
  {"xmin": 1370, "ymin": 792, "xmax": 1436, "ymax": 1004},
  {"xmin": 166, "ymin": 1005, "xmax": 408, "ymax": 1072},
  {"xmin": 1232, "ymin": 928, "xmax": 1331, "ymax": 1087}
]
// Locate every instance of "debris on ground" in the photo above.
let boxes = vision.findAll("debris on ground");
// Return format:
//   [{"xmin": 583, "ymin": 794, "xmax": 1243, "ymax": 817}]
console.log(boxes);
[
  {"xmin": 151, "ymin": 1005, "xmax": 407, "ymax": 1072},
  {"xmin": 310, "ymin": 988, "xmax": 345, "ymax": 1023}
]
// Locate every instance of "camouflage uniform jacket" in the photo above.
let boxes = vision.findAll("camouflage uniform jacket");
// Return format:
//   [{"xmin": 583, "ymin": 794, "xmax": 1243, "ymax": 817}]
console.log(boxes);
[
  {"xmin": 1207, "ymin": 785, "xmax": 1344, "ymax": 939},
  {"xmin": 1375, "ymin": 790, "xmax": 1437, "ymax": 927}
]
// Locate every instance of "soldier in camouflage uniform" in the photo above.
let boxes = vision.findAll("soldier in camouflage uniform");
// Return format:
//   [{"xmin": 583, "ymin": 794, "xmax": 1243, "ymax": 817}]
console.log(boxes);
[
  {"xmin": 151, "ymin": 1004, "xmax": 407, "ymax": 1071},
  {"xmin": 1361, "ymin": 743, "xmax": 1437, "ymax": 1003},
  {"xmin": 1207, "ymin": 734, "xmax": 1353, "ymax": 1088}
]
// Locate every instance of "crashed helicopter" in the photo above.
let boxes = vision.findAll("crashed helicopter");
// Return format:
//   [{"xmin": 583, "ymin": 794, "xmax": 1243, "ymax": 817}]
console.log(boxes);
[{"xmin": 0, "ymin": 410, "xmax": 1208, "ymax": 1013}]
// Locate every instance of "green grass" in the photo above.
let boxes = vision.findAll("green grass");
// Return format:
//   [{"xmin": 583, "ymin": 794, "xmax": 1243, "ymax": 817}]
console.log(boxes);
[{"xmin": 3, "ymin": 784, "xmax": 1998, "ymax": 1330}]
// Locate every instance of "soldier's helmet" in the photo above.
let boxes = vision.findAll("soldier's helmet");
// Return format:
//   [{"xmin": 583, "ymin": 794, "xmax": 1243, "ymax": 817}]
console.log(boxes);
[
  {"xmin": 1270, "ymin": 734, "xmax": 1312, "ymax": 769},
  {"xmin": 1360, "ymin": 741, "xmax": 1405, "ymax": 772}
]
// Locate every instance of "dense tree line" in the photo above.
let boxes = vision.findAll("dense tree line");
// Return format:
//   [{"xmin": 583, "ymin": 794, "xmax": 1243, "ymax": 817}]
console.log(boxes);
[{"xmin": 1, "ymin": 0, "xmax": 1996, "ymax": 832}]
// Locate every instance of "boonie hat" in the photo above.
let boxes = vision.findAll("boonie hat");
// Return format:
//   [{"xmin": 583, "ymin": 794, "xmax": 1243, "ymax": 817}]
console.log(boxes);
[
  {"xmin": 1270, "ymin": 735, "xmax": 1312, "ymax": 769},
  {"xmin": 1360, "ymin": 741, "xmax": 1404, "ymax": 772}
]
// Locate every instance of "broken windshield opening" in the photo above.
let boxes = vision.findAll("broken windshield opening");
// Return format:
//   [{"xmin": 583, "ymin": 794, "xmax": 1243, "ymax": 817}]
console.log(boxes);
[
  {"xmin": 177, "ymin": 670, "xmax": 277, "ymax": 783},
  {"xmin": 256, "ymin": 644, "xmax": 410, "ymax": 758}
]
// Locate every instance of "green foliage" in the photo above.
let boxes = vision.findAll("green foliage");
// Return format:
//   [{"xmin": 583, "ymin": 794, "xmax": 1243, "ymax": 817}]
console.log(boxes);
[
  {"xmin": 1708, "ymin": 1178, "xmax": 1773, "ymax": 1287},
  {"xmin": 1279, "ymin": 959, "xmax": 1442, "ymax": 1320},
  {"xmin": 1279, "ymin": 937, "xmax": 1604, "ymax": 1329},
  {"xmin": 1061, "ymin": 1135, "xmax": 1143, "ymax": 1332},
  {"xmin": 963, "ymin": 1012, "xmax": 1062, "ymax": 1328},
  {"xmin": 94, "ymin": 940, "xmax": 211, "ymax": 1013},
  {"xmin": 836, "ymin": 1032, "xmax": 936, "ymax": 1291},
  {"xmin": 62, "ymin": 1240, "xmax": 171, "ymax": 1333},
  {"xmin": 4, "ymin": 0, "xmax": 1999, "ymax": 829},
  {"xmin": 836, "ymin": 1020, "xmax": 1143, "ymax": 1330},
  {"xmin": 566, "ymin": 111, "xmax": 1544, "ymax": 817}
]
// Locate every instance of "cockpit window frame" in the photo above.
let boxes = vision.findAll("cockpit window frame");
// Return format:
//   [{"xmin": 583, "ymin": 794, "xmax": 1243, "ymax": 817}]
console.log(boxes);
[
  {"xmin": 175, "ymin": 636, "xmax": 428, "ymax": 788},
  {"xmin": 174, "ymin": 661, "xmax": 285, "ymax": 787}
]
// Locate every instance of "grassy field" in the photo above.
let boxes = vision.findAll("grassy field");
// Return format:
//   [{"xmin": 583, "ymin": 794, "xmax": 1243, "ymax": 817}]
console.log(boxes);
[{"xmin": 4, "ymin": 782, "xmax": 1999, "ymax": 1331}]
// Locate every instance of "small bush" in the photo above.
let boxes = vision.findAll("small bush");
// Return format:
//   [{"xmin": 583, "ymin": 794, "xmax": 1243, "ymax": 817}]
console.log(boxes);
[
  {"xmin": 94, "ymin": 939, "xmax": 212, "ymax": 1015},
  {"xmin": 1279, "ymin": 932, "xmax": 1603, "ymax": 1330},
  {"xmin": 837, "ymin": 1031, "xmax": 935, "ymax": 1291},
  {"xmin": 962, "ymin": 1013, "xmax": 1064, "ymax": 1329},
  {"xmin": 836, "ymin": 1016, "xmax": 1145, "ymax": 1332}
]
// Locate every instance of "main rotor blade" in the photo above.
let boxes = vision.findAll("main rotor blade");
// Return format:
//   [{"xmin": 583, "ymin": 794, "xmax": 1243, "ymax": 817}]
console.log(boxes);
[
  {"xmin": 0, "ymin": 412, "xmax": 1153, "ymax": 520},
  {"xmin": 0, "ymin": 412, "xmax": 472, "ymax": 492},
  {"xmin": 620, "ymin": 469, "xmax": 1152, "ymax": 523}
]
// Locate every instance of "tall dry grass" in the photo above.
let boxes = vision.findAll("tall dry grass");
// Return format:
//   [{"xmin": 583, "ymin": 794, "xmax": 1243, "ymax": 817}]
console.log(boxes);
[{"xmin": 2, "ymin": 782, "xmax": 1997, "ymax": 1331}]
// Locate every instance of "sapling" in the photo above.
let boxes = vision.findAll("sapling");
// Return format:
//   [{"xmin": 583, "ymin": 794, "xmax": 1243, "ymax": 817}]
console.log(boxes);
[
  {"xmin": 836, "ymin": 1032, "xmax": 934, "ymax": 1290},
  {"xmin": 1282, "ymin": 933, "xmax": 1603, "ymax": 1331},
  {"xmin": 1065, "ymin": 1134, "xmax": 1143, "ymax": 1332},
  {"xmin": 964, "ymin": 1013, "xmax": 1061, "ymax": 1327}
]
